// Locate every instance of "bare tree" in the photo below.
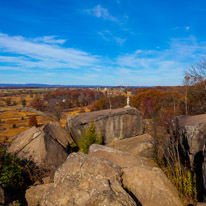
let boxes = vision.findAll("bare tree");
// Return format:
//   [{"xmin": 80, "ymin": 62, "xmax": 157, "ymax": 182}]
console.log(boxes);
[{"xmin": 183, "ymin": 59, "xmax": 206, "ymax": 114}]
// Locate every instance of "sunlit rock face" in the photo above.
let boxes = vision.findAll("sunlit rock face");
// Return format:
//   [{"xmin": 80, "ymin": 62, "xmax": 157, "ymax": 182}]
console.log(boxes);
[
  {"xmin": 26, "ymin": 152, "xmax": 137, "ymax": 206},
  {"xmin": 67, "ymin": 107, "xmax": 143, "ymax": 145},
  {"xmin": 7, "ymin": 122, "xmax": 71, "ymax": 171}
]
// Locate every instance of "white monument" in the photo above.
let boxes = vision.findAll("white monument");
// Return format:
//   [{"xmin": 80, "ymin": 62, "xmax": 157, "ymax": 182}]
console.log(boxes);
[{"xmin": 124, "ymin": 96, "xmax": 130, "ymax": 108}]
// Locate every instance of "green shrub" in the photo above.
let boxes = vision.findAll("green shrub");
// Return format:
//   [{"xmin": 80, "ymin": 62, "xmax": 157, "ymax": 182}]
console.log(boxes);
[
  {"xmin": 79, "ymin": 121, "xmax": 102, "ymax": 154},
  {"xmin": 0, "ymin": 144, "xmax": 23, "ymax": 190}
]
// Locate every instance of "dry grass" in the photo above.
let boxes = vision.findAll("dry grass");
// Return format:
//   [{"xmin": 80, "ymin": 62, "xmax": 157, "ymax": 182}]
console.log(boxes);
[
  {"xmin": 0, "ymin": 107, "xmax": 50, "ymax": 142},
  {"xmin": 0, "ymin": 91, "xmax": 92, "ymax": 142}
]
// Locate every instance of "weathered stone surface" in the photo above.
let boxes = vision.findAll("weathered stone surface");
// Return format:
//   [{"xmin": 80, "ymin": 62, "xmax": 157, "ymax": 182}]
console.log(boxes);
[
  {"xmin": 174, "ymin": 115, "xmax": 206, "ymax": 164},
  {"xmin": 26, "ymin": 153, "xmax": 137, "ymax": 206},
  {"xmin": 0, "ymin": 183, "xmax": 5, "ymax": 205},
  {"xmin": 196, "ymin": 202, "xmax": 206, "ymax": 206},
  {"xmin": 197, "ymin": 203, "xmax": 206, "ymax": 206},
  {"xmin": 174, "ymin": 115, "xmax": 206, "ymax": 200},
  {"xmin": 67, "ymin": 107, "xmax": 143, "ymax": 145},
  {"xmin": 8, "ymin": 122, "xmax": 70, "ymax": 171},
  {"xmin": 89, "ymin": 144, "xmax": 183, "ymax": 206},
  {"xmin": 107, "ymin": 134, "xmax": 154, "ymax": 158},
  {"xmin": 25, "ymin": 184, "xmax": 52, "ymax": 206},
  {"xmin": 89, "ymin": 144, "xmax": 155, "ymax": 168}
]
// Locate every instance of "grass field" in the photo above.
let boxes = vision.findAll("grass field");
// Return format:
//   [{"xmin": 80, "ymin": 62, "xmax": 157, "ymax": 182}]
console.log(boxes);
[{"xmin": 0, "ymin": 107, "xmax": 50, "ymax": 142}]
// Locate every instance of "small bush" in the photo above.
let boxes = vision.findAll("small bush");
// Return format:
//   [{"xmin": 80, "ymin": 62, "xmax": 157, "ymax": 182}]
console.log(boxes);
[
  {"xmin": 21, "ymin": 99, "xmax": 26, "ymax": 107},
  {"xmin": 79, "ymin": 121, "xmax": 102, "ymax": 154},
  {"xmin": 12, "ymin": 124, "xmax": 17, "ymax": 128},
  {"xmin": 28, "ymin": 116, "xmax": 38, "ymax": 127},
  {"xmin": 0, "ymin": 144, "xmax": 23, "ymax": 191}
]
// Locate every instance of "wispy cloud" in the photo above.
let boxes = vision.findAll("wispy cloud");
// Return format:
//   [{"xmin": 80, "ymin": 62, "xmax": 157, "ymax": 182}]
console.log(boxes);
[
  {"xmin": 84, "ymin": 5, "xmax": 119, "ymax": 23},
  {"xmin": 114, "ymin": 37, "xmax": 126, "ymax": 46},
  {"xmin": 0, "ymin": 33, "xmax": 99, "ymax": 70},
  {"xmin": 171, "ymin": 26, "xmax": 191, "ymax": 32},
  {"xmin": 115, "ymin": 36, "xmax": 206, "ymax": 85},
  {"xmin": 33, "ymin": 36, "xmax": 67, "ymax": 44},
  {"xmin": 185, "ymin": 26, "xmax": 190, "ymax": 31},
  {"xmin": 98, "ymin": 30, "xmax": 126, "ymax": 46},
  {"xmin": 1, "ymin": 33, "xmax": 206, "ymax": 86}
]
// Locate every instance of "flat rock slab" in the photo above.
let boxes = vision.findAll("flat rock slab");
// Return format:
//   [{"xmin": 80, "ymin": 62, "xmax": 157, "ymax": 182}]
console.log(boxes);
[
  {"xmin": 107, "ymin": 134, "xmax": 154, "ymax": 158},
  {"xmin": 67, "ymin": 107, "xmax": 143, "ymax": 145}
]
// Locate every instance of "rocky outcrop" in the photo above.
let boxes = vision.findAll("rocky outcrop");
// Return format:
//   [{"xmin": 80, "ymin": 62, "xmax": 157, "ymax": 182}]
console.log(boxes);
[
  {"xmin": 89, "ymin": 144, "xmax": 183, "ymax": 206},
  {"xmin": 174, "ymin": 114, "xmax": 206, "ymax": 201},
  {"xmin": 8, "ymin": 122, "xmax": 70, "ymax": 171},
  {"xmin": 174, "ymin": 114, "xmax": 206, "ymax": 165},
  {"xmin": 67, "ymin": 107, "xmax": 143, "ymax": 145},
  {"xmin": 25, "ymin": 184, "xmax": 52, "ymax": 206},
  {"xmin": 26, "ymin": 152, "xmax": 137, "ymax": 206},
  {"xmin": 107, "ymin": 134, "xmax": 153, "ymax": 158}
]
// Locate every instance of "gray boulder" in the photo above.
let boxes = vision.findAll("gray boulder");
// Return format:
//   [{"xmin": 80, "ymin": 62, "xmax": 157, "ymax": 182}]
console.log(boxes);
[
  {"xmin": 26, "ymin": 152, "xmax": 137, "ymax": 206},
  {"xmin": 174, "ymin": 114, "xmax": 206, "ymax": 165},
  {"xmin": 67, "ymin": 107, "xmax": 143, "ymax": 145},
  {"xmin": 89, "ymin": 144, "xmax": 183, "ymax": 206},
  {"xmin": 174, "ymin": 115, "xmax": 206, "ymax": 200},
  {"xmin": 8, "ymin": 122, "xmax": 70, "ymax": 171}
]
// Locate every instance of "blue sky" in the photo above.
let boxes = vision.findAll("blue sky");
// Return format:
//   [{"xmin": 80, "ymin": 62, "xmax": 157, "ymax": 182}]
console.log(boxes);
[{"xmin": 0, "ymin": 0, "xmax": 206, "ymax": 86}]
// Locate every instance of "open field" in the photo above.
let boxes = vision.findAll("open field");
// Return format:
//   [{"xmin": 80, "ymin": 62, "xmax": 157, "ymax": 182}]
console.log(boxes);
[
  {"xmin": 0, "ymin": 87, "xmax": 126, "ymax": 142},
  {"xmin": 0, "ymin": 107, "xmax": 50, "ymax": 142}
]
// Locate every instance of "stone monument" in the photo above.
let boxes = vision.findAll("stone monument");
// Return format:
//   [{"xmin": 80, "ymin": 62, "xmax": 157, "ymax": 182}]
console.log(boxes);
[{"xmin": 125, "ymin": 96, "xmax": 130, "ymax": 108}]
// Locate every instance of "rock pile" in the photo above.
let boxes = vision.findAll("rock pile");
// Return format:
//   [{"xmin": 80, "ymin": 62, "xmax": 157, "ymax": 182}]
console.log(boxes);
[{"xmin": 26, "ymin": 152, "xmax": 137, "ymax": 206}]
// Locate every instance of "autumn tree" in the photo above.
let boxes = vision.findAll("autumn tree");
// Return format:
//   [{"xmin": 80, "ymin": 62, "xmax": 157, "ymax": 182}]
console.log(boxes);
[
  {"xmin": 184, "ymin": 59, "xmax": 206, "ymax": 114},
  {"xmin": 5, "ymin": 98, "xmax": 11, "ymax": 106},
  {"xmin": 21, "ymin": 99, "xmax": 26, "ymax": 107},
  {"xmin": 31, "ymin": 97, "xmax": 45, "ymax": 111},
  {"xmin": 28, "ymin": 116, "xmax": 38, "ymax": 127}
]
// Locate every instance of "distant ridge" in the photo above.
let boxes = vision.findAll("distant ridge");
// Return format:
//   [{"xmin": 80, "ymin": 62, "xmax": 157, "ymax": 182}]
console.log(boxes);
[{"xmin": 0, "ymin": 83, "xmax": 149, "ymax": 88}]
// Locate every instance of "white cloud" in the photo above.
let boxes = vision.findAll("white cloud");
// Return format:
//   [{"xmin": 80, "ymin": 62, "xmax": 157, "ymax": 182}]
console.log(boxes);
[
  {"xmin": 34, "ymin": 36, "xmax": 66, "ymax": 44},
  {"xmin": 84, "ymin": 5, "xmax": 118, "ymax": 23},
  {"xmin": 0, "ymin": 33, "xmax": 99, "ymax": 70},
  {"xmin": 115, "ymin": 36, "xmax": 206, "ymax": 85},
  {"xmin": 2, "ymin": 33, "xmax": 206, "ymax": 86}
]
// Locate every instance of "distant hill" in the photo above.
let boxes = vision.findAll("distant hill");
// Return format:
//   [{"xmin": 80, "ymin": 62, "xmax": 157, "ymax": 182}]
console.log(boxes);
[
  {"xmin": 0, "ymin": 83, "xmax": 146, "ymax": 88},
  {"xmin": 0, "ymin": 83, "xmax": 102, "ymax": 88}
]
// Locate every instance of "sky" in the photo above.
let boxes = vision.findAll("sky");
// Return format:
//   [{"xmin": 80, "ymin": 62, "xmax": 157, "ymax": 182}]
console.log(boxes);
[{"xmin": 0, "ymin": 0, "xmax": 206, "ymax": 86}]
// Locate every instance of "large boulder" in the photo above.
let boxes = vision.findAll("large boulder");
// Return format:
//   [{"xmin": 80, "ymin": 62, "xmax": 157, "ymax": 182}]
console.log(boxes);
[
  {"xmin": 89, "ymin": 144, "xmax": 183, "ymax": 206},
  {"xmin": 67, "ymin": 107, "xmax": 143, "ymax": 145},
  {"xmin": 174, "ymin": 115, "xmax": 206, "ymax": 201},
  {"xmin": 107, "ymin": 134, "xmax": 153, "ymax": 158},
  {"xmin": 8, "ymin": 122, "xmax": 70, "ymax": 171},
  {"xmin": 174, "ymin": 114, "xmax": 206, "ymax": 165},
  {"xmin": 26, "ymin": 152, "xmax": 137, "ymax": 206}
]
